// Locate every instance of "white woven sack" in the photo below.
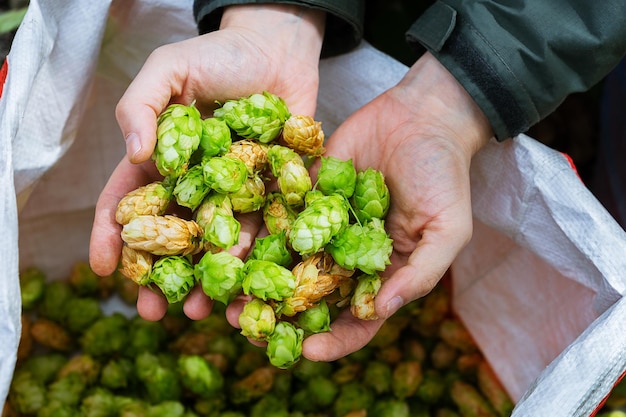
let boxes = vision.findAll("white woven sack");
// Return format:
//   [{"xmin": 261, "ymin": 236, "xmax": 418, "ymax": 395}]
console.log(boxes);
[{"xmin": 2, "ymin": 1, "xmax": 625, "ymax": 415}]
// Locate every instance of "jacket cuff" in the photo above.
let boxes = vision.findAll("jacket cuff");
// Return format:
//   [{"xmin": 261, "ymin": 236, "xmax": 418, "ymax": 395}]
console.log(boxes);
[
  {"xmin": 193, "ymin": 0, "xmax": 364, "ymax": 58},
  {"xmin": 405, "ymin": 1, "xmax": 535, "ymax": 141}
]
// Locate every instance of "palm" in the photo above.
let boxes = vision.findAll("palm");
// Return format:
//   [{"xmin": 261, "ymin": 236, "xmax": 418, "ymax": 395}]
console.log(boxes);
[{"xmin": 302, "ymin": 90, "xmax": 475, "ymax": 360}]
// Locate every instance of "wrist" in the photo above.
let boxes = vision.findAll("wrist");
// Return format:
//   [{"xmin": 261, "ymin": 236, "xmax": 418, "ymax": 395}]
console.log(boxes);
[
  {"xmin": 393, "ymin": 53, "xmax": 493, "ymax": 157},
  {"xmin": 221, "ymin": 4, "xmax": 326, "ymax": 65}
]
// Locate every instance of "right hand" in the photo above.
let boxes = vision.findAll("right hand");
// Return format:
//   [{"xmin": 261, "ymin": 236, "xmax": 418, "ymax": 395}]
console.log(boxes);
[{"xmin": 89, "ymin": 4, "xmax": 326, "ymax": 321}]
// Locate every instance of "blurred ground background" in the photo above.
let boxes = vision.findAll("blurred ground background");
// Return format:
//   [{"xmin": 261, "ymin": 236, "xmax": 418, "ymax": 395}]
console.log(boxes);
[{"xmin": 0, "ymin": 0, "xmax": 618, "ymax": 222}]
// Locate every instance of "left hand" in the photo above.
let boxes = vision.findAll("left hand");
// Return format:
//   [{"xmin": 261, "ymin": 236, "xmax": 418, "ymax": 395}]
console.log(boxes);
[{"xmin": 289, "ymin": 52, "xmax": 492, "ymax": 361}]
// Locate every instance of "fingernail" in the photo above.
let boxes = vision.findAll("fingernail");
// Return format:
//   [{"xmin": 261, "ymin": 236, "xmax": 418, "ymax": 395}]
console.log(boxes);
[
  {"xmin": 384, "ymin": 296, "xmax": 403, "ymax": 318},
  {"xmin": 125, "ymin": 132, "xmax": 141, "ymax": 159}
]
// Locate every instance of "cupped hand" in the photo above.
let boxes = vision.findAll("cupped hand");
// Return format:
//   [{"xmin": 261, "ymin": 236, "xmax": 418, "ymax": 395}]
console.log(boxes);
[
  {"xmin": 299, "ymin": 52, "xmax": 494, "ymax": 361},
  {"xmin": 89, "ymin": 4, "xmax": 326, "ymax": 321}
]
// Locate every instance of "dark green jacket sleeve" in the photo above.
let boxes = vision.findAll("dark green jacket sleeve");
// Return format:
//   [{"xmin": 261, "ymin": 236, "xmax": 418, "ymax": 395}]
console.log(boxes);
[
  {"xmin": 193, "ymin": 0, "xmax": 626, "ymax": 141},
  {"xmin": 407, "ymin": 0, "xmax": 626, "ymax": 141},
  {"xmin": 192, "ymin": 0, "xmax": 364, "ymax": 57}
]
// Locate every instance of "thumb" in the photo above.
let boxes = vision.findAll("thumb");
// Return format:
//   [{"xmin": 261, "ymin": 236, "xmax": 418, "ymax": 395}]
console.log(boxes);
[
  {"xmin": 115, "ymin": 54, "xmax": 185, "ymax": 164},
  {"xmin": 375, "ymin": 227, "xmax": 470, "ymax": 319}
]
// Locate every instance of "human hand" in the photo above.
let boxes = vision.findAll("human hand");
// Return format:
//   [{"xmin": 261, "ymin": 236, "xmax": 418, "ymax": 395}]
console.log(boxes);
[
  {"xmin": 89, "ymin": 4, "xmax": 326, "ymax": 320},
  {"xmin": 293, "ymin": 52, "xmax": 493, "ymax": 361}
]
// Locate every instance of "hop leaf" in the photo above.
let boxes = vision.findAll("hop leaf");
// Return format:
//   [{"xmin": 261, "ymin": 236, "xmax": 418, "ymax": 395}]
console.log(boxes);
[
  {"xmin": 351, "ymin": 168, "xmax": 390, "ymax": 222},
  {"xmin": 266, "ymin": 322, "xmax": 304, "ymax": 369},
  {"xmin": 214, "ymin": 91, "xmax": 291, "ymax": 143},
  {"xmin": 149, "ymin": 256, "xmax": 196, "ymax": 304},
  {"xmin": 194, "ymin": 251, "xmax": 244, "ymax": 305},
  {"xmin": 153, "ymin": 103, "xmax": 203, "ymax": 178}
]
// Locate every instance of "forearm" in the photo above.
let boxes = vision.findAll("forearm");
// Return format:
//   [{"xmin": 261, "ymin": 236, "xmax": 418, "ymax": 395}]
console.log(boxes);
[
  {"xmin": 391, "ymin": 52, "xmax": 493, "ymax": 158},
  {"xmin": 194, "ymin": 0, "xmax": 363, "ymax": 57},
  {"xmin": 220, "ymin": 4, "xmax": 326, "ymax": 65}
]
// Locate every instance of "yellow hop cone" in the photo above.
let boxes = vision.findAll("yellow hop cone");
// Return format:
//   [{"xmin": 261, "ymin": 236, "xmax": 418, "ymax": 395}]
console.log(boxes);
[
  {"xmin": 224, "ymin": 140, "xmax": 270, "ymax": 176},
  {"xmin": 276, "ymin": 251, "xmax": 354, "ymax": 317},
  {"xmin": 281, "ymin": 115, "xmax": 325, "ymax": 156},
  {"xmin": 115, "ymin": 180, "xmax": 174, "ymax": 225},
  {"xmin": 121, "ymin": 214, "xmax": 203, "ymax": 256},
  {"xmin": 119, "ymin": 244, "xmax": 153, "ymax": 286}
]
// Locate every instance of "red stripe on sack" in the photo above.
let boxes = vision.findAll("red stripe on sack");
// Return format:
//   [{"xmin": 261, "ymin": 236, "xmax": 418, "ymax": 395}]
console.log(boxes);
[
  {"xmin": 0, "ymin": 58, "xmax": 8, "ymax": 98},
  {"xmin": 589, "ymin": 369, "xmax": 626, "ymax": 416},
  {"xmin": 561, "ymin": 152, "xmax": 582, "ymax": 181}
]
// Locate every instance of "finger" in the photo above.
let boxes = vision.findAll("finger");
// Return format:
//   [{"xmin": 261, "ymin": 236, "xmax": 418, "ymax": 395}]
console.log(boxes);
[
  {"xmin": 183, "ymin": 285, "xmax": 214, "ymax": 320},
  {"xmin": 229, "ymin": 211, "xmax": 265, "ymax": 259},
  {"xmin": 302, "ymin": 310, "xmax": 385, "ymax": 362},
  {"xmin": 225, "ymin": 294, "xmax": 251, "ymax": 329},
  {"xmin": 136, "ymin": 285, "xmax": 169, "ymax": 321},
  {"xmin": 115, "ymin": 48, "xmax": 187, "ymax": 164},
  {"xmin": 375, "ymin": 222, "xmax": 472, "ymax": 319},
  {"xmin": 89, "ymin": 158, "xmax": 152, "ymax": 276}
]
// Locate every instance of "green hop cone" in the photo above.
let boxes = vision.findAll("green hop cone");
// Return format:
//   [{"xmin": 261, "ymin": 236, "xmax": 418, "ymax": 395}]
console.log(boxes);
[
  {"xmin": 153, "ymin": 103, "xmax": 203, "ymax": 178},
  {"xmin": 304, "ymin": 189, "xmax": 325, "ymax": 206},
  {"xmin": 202, "ymin": 155, "xmax": 248, "ymax": 194},
  {"xmin": 266, "ymin": 321, "xmax": 304, "ymax": 369},
  {"xmin": 198, "ymin": 117, "xmax": 232, "ymax": 159},
  {"xmin": 249, "ymin": 232, "xmax": 293, "ymax": 267},
  {"xmin": 242, "ymin": 259, "xmax": 296, "ymax": 301},
  {"xmin": 351, "ymin": 167, "xmax": 390, "ymax": 223},
  {"xmin": 194, "ymin": 193, "xmax": 241, "ymax": 251},
  {"xmin": 228, "ymin": 174, "xmax": 266, "ymax": 213},
  {"xmin": 19, "ymin": 266, "xmax": 46, "ymax": 311},
  {"xmin": 238, "ymin": 298, "xmax": 276, "ymax": 341},
  {"xmin": 173, "ymin": 164, "xmax": 211, "ymax": 210},
  {"xmin": 214, "ymin": 91, "xmax": 291, "ymax": 143},
  {"xmin": 296, "ymin": 299, "xmax": 331, "ymax": 334},
  {"xmin": 326, "ymin": 217, "xmax": 393, "ymax": 274},
  {"xmin": 277, "ymin": 160, "xmax": 312, "ymax": 206},
  {"xmin": 149, "ymin": 256, "xmax": 196, "ymax": 304},
  {"xmin": 316, "ymin": 156, "xmax": 357, "ymax": 198},
  {"xmin": 267, "ymin": 144, "xmax": 303, "ymax": 178},
  {"xmin": 194, "ymin": 251, "xmax": 244, "ymax": 305},
  {"xmin": 178, "ymin": 355, "xmax": 224, "ymax": 399},
  {"xmin": 263, "ymin": 192, "xmax": 299, "ymax": 236},
  {"xmin": 115, "ymin": 178, "xmax": 175, "ymax": 225},
  {"xmin": 204, "ymin": 211, "xmax": 241, "ymax": 251},
  {"xmin": 350, "ymin": 273, "xmax": 382, "ymax": 320},
  {"xmin": 289, "ymin": 194, "xmax": 350, "ymax": 256}
]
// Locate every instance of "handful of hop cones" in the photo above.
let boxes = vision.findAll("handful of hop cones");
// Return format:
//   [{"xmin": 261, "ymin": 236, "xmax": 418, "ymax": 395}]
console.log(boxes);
[{"xmin": 116, "ymin": 91, "xmax": 393, "ymax": 368}]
